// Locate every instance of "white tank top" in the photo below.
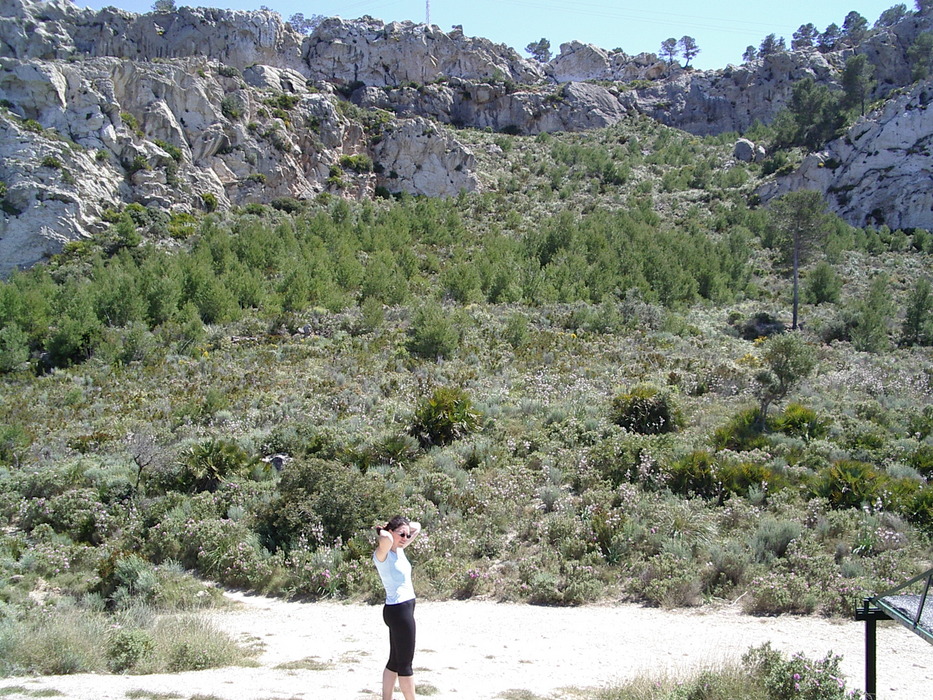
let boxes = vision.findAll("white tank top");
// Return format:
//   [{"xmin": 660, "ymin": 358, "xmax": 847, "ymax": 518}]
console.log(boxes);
[{"xmin": 373, "ymin": 548, "xmax": 415, "ymax": 605}]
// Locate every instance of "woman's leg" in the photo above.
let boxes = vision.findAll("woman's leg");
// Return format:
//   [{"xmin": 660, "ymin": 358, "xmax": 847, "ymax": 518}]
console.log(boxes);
[
  {"xmin": 398, "ymin": 674, "xmax": 416, "ymax": 700},
  {"xmin": 395, "ymin": 601, "xmax": 416, "ymax": 699},
  {"xmin": 382, "ymin": 601, "xmax": 416, "ymax": 699},
  {"xmin": 382, "ymin": 667, "xmax": 398, "ymax": 700}
]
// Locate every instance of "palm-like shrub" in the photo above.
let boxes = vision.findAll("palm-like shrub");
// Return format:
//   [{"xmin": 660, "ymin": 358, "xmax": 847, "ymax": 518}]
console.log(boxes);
[
  {"xmin": 177, "ymin": 439, "xmax": 254, "ymax": 492},
  {"xmin": 409, "ymin": 386, "xmax": 481, "ymax": 448},
  {"xmin": 609, "ymin": 384, "xmax": 684, "ymax": 434},
  {"xmin": 666, "ymin": 450, "xmax": 721, "ymax": 499},
  {"xmin": 771, "ymin": 402, "xmax": 830, "ymax": 440},
  {"xmin": 813, "ymin": 459, "xmax": 884, "ymax": 509}
]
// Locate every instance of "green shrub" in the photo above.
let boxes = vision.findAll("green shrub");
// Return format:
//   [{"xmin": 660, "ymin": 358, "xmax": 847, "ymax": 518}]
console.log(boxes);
[
  {"xmin": 126, "ymin": 154, "xmax": 151, "ymax": 174},
  {"xmin": 586, "ymin": 433, "xmax": 667, "ymax": 489},
  {"xmin": 339, "ymin": 153, "xmax": 374, "ymax": 172},
  {"xmin": 220, "ymin": 95, "xmax": 242, "ymax": 120},
  {"xmin": 120, "ymin": 111, "xmax": 140, "ymax": 133},
  {"xmin": 0, "ymin": 423, "xmax": 29, "ymax": 466},
  {"xmin": 0, "ymin": 608, "xmax": 109, "ymax": 675},
  {"xmin": 270, "ymin": 196, "xmax": 303, "ymax": 213},
  {"xmin": 40, "ymin": 155, "xmax": 62, "ymax": 169},
  {"xmin": 743, "ymin": 570, "xmax": 817, "ymax": 615},
  {"xmin": 46, "ymin": 309, "xmax": 103, "ymax": 368},
  {"xmin": 751, "ymin": 517, "xmax": 802, "ymax": 563},
  {"xmin": 96, "ymin": 553, "xmax": 160, "ymax": 608},
  {"xmin": 263, "ymin": 93, "xmax": 301, "ymax": 110},
  {"xmin": 503, "ymin": 313, "xmax": 530, "ymax": 348},
  {"xmin": 21, "ymin": 118, "xmax": 45, "ymax": 134},
  {"xmin": 177, "ymin": 439, "xmax": 254, "ymax": 493},
  {"xmin": 153, "ymin": 139, "xmax": 183, "ymax": 162},
  {"xmin": 813, "ymin": 459, "xmax": 885, "ymax": 510},
  {"xmin": 199, "ymin": 192, "xmax": 218, "ymax": 212},
  {"xmin": 771, "ymin": 402, "xmax": 830, "ymax": 440},
  {"xmin": 803, "ymin": 261, "xmax": 842, "ymax": 304},
  {"xmin": 905, "ymin": 486, "xmax": 933, "ymax": 531},
  {"xmin": 736, "ymin": 311, "xmax": 785, "ymax": 340},
  {"xmin": 609, "ymin": 384, "xmax": 684, "ymax": 434},
  {"xmin": 743, "ymin": 642, "xmax": 856, "ymax": 700},
  {"xmin": 719, "ymin": 460, "xmax": 784, "ymax": 499},
  {"xmin": 407, "ymin": 302, "xmax": 459, "ymax": 359},
  {"xmin": 258, "ymin": 457, "xmax": 400, "ymax": 552},
  {"xmin": 0, "ymin": 323, "xmax": 30, "ymax": 373},
  {"xmin": 19, "ymin": 487, "xmax": 114, "ymax": 544},
  {"xmin": 665, "ymin": 449, "xmax": 721, "ymax": 500},
  {"xmin": 638, "ymin": 552, "xmax": 703, "ymax": 608},
  {"xmin": 909, "ymin": 445, "xmax": 933, "ymax": 477},
  {"xmin": 712, "ymin": 406, "xmax": 770, "ymax": 451},
  {"xmin": 409, "ymin": 386, "xmax": 481, "ymax": 448},
  {"xmin": 159, "ymin": 616, "xmax": 252, "ymax": 672},
  {"xmin": 107, "ymin": 627, "xmax": 156, "ymax": 672}
]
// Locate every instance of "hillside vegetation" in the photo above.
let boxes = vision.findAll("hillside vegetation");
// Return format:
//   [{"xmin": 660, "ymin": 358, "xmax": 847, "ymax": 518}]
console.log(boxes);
[{"xmin": 1, "ymin": 97, "xmax": 932, "ymax": 679}]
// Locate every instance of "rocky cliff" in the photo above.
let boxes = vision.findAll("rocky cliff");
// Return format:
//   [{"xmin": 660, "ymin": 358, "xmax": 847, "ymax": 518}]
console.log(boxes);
[
  {"xmin": 759, "ymin": 77, "xmax": 933, "ymax": 230},
  {"xmin": 1, "ymin": 0, "xmax": 933, "ymax": 274}
]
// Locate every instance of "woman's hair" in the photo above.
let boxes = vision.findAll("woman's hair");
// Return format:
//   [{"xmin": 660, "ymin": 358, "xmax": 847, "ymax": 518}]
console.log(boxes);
[{"xmin": 384, "ymin": 515, "xmax": 410, "ymax": 531}]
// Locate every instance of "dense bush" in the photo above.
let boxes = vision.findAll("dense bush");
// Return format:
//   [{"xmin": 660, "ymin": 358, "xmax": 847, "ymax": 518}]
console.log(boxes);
[
  {"xmin": 813, "ymin": 459, "xmax": 884, "ymax": 510},
  {"xmin": 610, "ymin": 384, "xmax": 684, "ymax": 434},
  {"xmin": 176, "ymin": 439, "xmax": 256, "ymax": 493},
  {"xmin": 407, "ymin": 302, "xmax": 459, "ymax": 359},
  {"xmin": 409, "ymin": 386, "xmax": 481, "ymax": 448},
  {"xmin": 258, "ymin": 457, "xmax": 399, "ymax": 553}
]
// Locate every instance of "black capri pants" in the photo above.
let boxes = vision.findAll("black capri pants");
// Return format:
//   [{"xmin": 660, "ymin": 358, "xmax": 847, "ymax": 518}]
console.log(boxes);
[{"xmin": 382, "ymin": 599, "xmax": 416, "ymax": 676}]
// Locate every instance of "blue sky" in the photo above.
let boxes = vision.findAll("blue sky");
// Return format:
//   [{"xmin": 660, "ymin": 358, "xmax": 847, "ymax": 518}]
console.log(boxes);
[{"xmin": 81, "ymin": 1, "xmax": 911, "ymax": 69}]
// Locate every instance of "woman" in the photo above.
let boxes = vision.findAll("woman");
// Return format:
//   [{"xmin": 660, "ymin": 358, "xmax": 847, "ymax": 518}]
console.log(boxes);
[{"xmin": 373, "ymin": 516, "xmax": 421, "ymax": 700}]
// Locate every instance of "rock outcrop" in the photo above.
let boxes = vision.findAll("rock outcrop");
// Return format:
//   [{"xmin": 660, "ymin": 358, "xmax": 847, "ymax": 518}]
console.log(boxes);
[
  {"xmin": 304, "ymin": 17, "xmax": 542, "ymax": 87},
  {"xmin": 0, "ymin": 0, "xmax": 484, "ymax": 275},
  {"xmin": 759, "ymin": 78, "xmax": 933, "ymax": 230},
  {"xmin": 3, "ymin": 0, "xmax": 933, "ymax": 273}
]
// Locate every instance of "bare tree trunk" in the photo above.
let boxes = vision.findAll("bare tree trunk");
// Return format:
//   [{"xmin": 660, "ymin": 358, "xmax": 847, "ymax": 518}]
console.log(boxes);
[{"xmin": 792, "ymin": 231, "xmax": 800, "ymax": 330}]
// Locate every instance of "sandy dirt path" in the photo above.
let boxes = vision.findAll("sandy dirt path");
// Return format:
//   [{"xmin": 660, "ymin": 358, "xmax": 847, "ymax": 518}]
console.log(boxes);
[{"xmin": 1, "ymin": 592, "xmax": 930, "ymax": 699}]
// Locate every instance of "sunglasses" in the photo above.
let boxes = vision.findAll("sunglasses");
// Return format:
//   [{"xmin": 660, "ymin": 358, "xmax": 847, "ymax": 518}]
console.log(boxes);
[{"xmin": 396, "ymin": 532, "xmax": 412, "ymax": 539}]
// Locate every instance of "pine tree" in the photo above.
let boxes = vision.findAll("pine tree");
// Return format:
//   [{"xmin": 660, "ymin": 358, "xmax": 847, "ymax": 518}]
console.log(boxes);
[
  {"xmin": 679, "ymin": 36, "xmax": 700, "ymax": 67},
  {"xmin": 660, "ymin": 38, "xmax": 679, "ymax": 66},
  {"xmin": 841, "ymin": 54, "xmax": 875, "ymax": 115},
  {"xmin": 792, "ymin": 24, "xmax": 818, "ymax": 50},
  {"xmin": 768, "ymin": 191, "xmax": 832, "ymax": 330},
  {"xmin": 524, "ymin": 38, "xmax": 552, "ymax": 63}
]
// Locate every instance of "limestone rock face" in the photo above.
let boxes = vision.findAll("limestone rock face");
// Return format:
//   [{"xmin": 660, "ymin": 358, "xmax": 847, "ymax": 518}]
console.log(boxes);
[
  {"xmin": 759, "ymin": 79, "xmax": 933, "ymax": 230},
  {"xmin": 614, "ymin": 51, "xmax": 840, "ymax": 136},
  {"xmin": 374, "ymin": 118, "xmax": 478, "ymax": 198},
  {"xmin": 0, "ymin": 0, "xmax": 305, "ymax": 71},
  {"xmin": 3, "ymin": 0, "xmax": 933, "ymax": 271},
  {"xmin": 547, "ymin": 42, "xmax": 667, "ymax": 83},
  {"xmin": 0, "ymin": 1, "xmax": 492, "ymax": 274},
  {"xmin": 357, "ymin": 78, "xmax": 627, "ymax": 135},
  {"xmin": 304, "ymin": 17, "xmax": 543, "ymax": 87}
]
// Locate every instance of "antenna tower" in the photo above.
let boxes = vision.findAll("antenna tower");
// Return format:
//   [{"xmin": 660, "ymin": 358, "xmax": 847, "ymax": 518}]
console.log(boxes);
[{"xmin": 426, "ymin": 0, "xmax": 430, "ymax": 25}]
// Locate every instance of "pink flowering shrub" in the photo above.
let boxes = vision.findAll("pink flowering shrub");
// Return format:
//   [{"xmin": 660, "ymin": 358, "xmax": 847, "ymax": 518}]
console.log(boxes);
[{"xmin": 743, "ymin": 643, "xmax": 860, "ymax": 700}]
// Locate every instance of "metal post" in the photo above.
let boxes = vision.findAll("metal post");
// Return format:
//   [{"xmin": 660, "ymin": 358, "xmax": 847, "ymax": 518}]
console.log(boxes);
[{"xmin": 865, "ymin": 610, "xmax": 877, "ymax": 700}]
